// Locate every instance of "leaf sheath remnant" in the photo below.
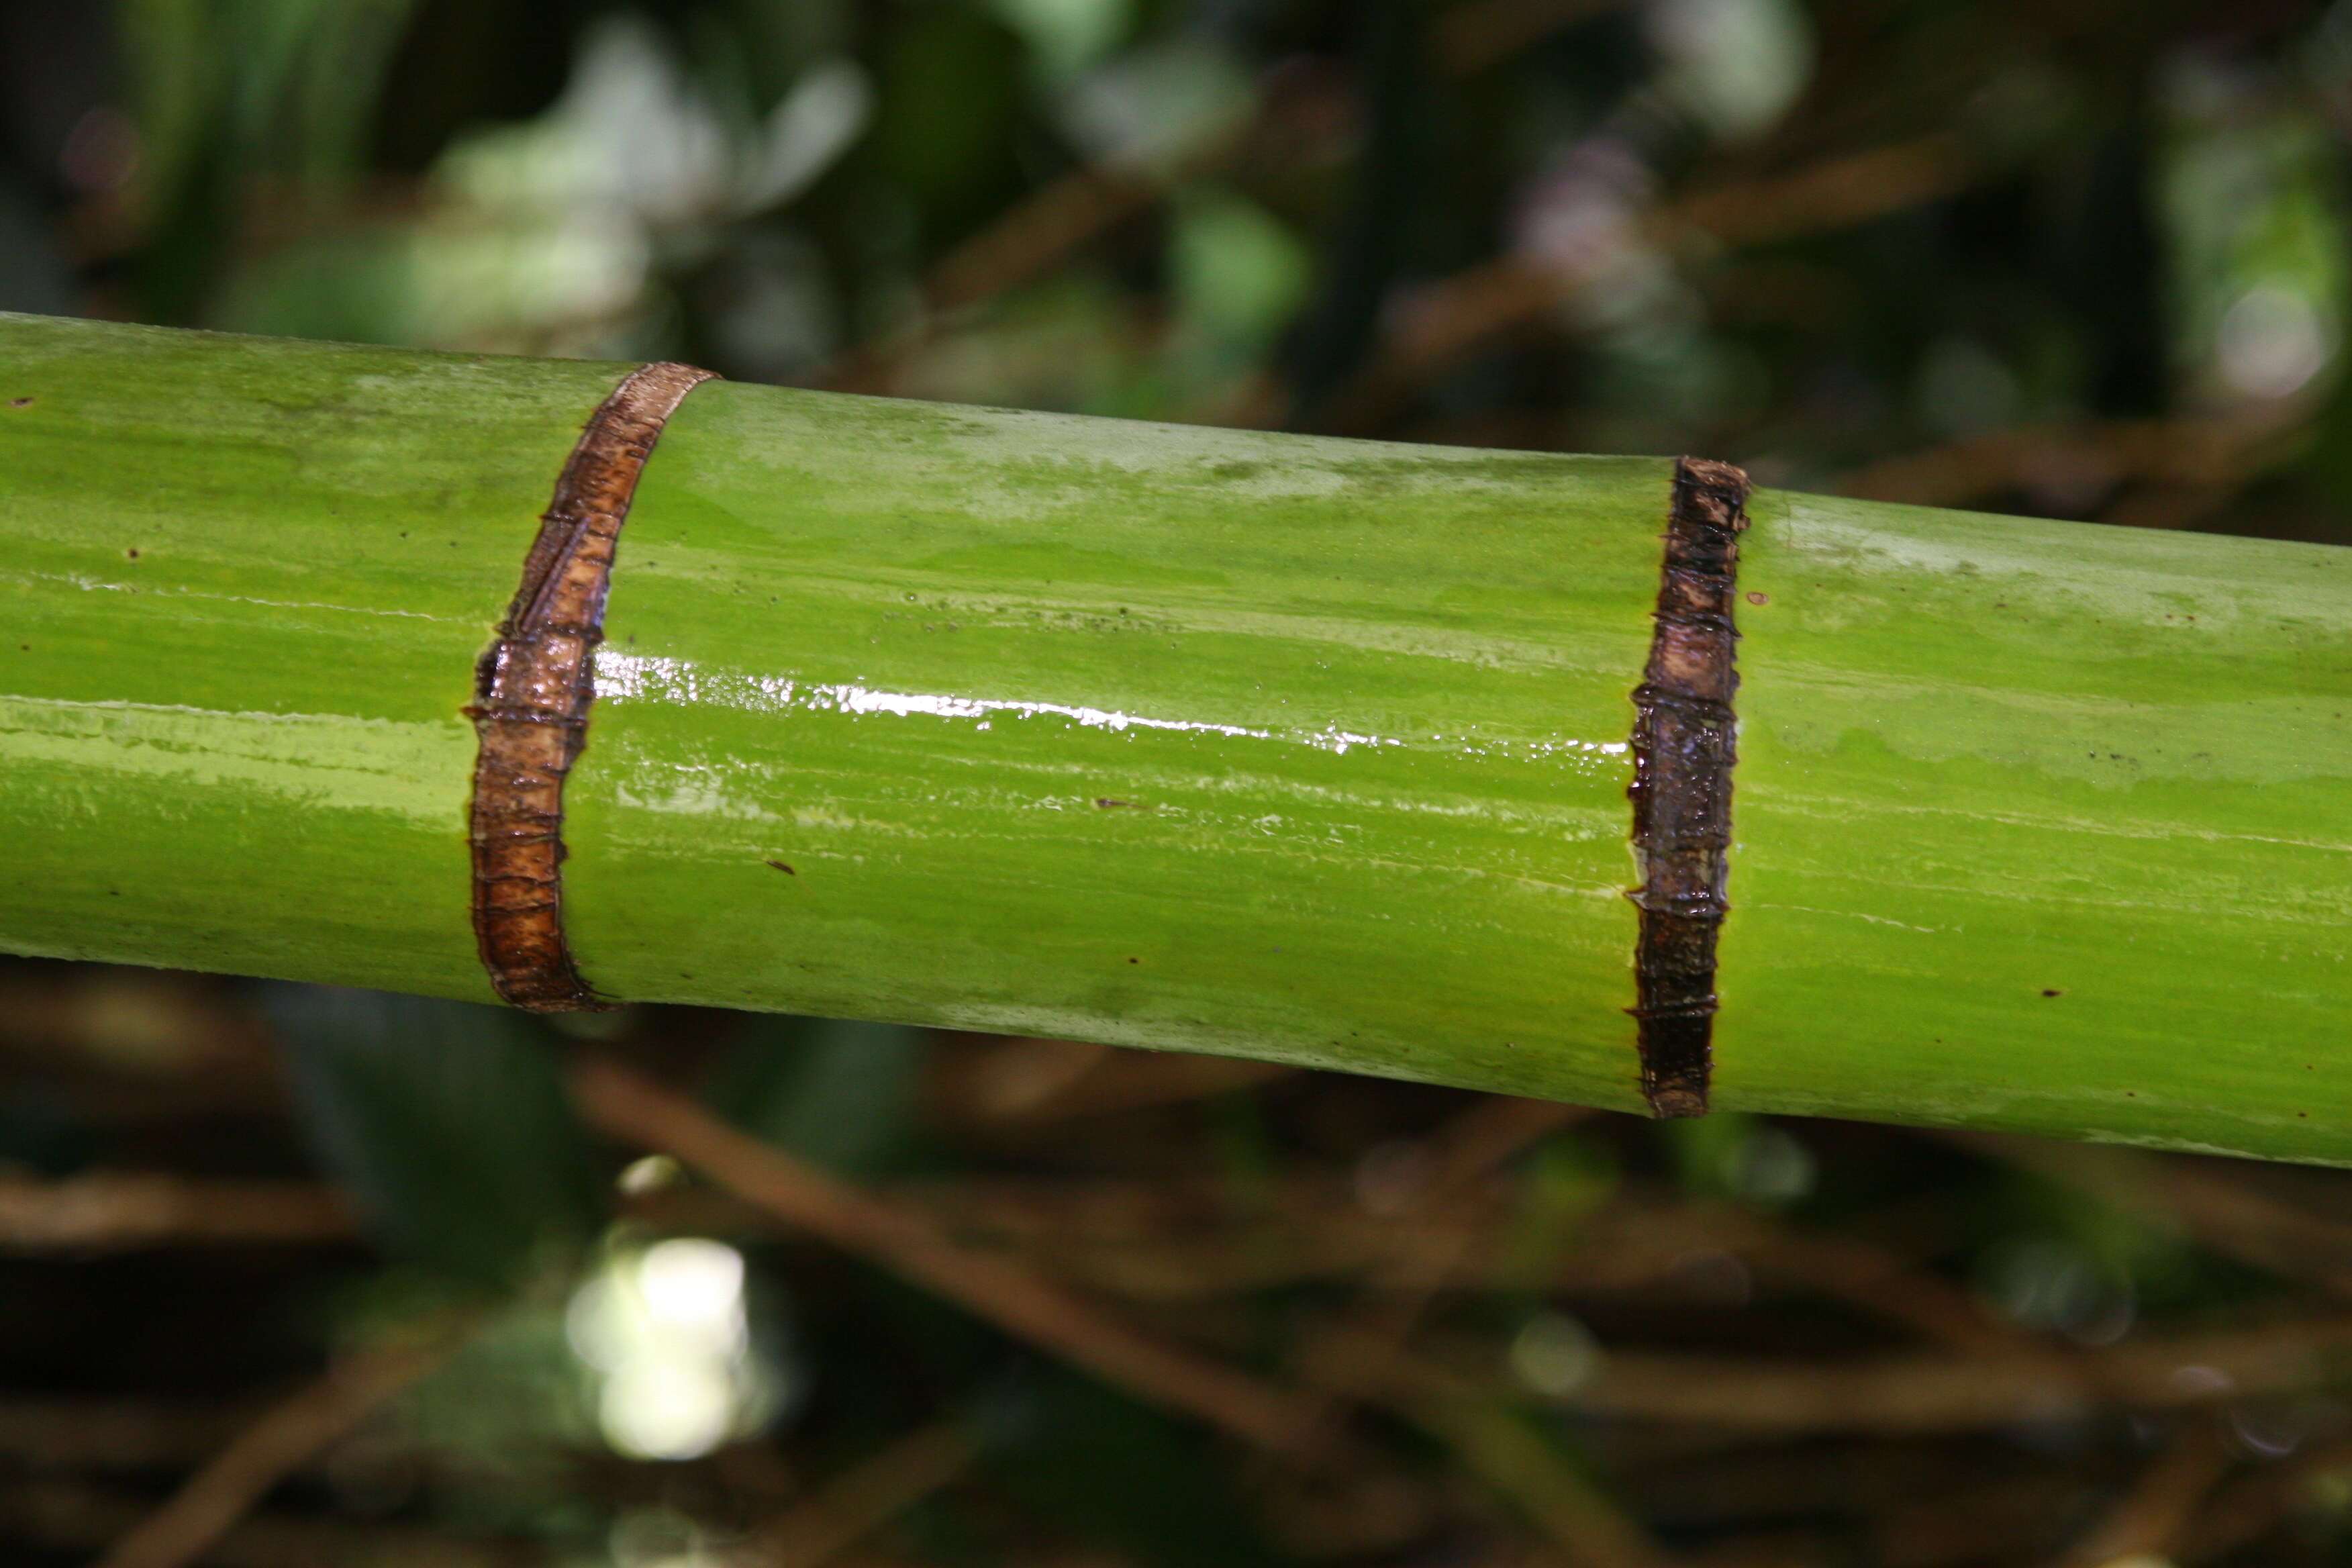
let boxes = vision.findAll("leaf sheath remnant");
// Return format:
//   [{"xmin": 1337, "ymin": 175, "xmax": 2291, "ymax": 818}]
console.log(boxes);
[
  {"xmin": 1627, "ymin": 457, "xmax": 1750, "ymax": 1118},
  {"xmin": 469, "ymin": 361, "xmax": 718, "ymax": 1010}
]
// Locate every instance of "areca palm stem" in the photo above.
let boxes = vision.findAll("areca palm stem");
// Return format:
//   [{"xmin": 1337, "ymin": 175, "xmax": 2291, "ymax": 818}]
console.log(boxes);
[{"xmin": 3, "ymin": 313, "xmax": 2347, "ymax": 1164}]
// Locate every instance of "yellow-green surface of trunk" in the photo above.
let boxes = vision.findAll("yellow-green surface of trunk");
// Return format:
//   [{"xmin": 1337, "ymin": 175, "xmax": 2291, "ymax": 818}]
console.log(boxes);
[{"xmin": 4, "ymin": 313, "xmax": 2348, "ymax": 1163}]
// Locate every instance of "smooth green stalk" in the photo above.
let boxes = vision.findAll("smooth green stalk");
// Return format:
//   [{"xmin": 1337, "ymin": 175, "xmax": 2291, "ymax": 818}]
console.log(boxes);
[{"xmin": 3, "ymin": 313, "xmax": 2348, "ymax": 1164}]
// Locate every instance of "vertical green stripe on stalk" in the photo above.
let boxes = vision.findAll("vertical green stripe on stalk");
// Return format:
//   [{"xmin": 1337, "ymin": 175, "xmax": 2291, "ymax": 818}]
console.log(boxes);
[
  {"xmin": 0, "ymin": 313, "xmax": 630, "ymax": 998},
  {"xmin": 1718, "ymin": 487, "xmax": 2352, "ymax": 1163},
  {"xmin": 565, "ymin": 384, "xmax": 1669, "ymax": 1110}
]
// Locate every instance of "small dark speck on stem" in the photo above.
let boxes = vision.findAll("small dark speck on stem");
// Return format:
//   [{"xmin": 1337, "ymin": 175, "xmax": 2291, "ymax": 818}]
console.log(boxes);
[
  {"xmin": 765, "ymin": 860, "xmax": 795, "ymax": 875},
  {"xmin": 7, "ymin": 397, "xmax": 30, "ymax": 407},
  {"xmin": 125, "ymin": 548, "xmax": 138, "ymax": 559},
  {"xmin": 2041, "ymin": 988, "xmax": 2063, "ymax": 997},
  {"xmin": 1126, "ymin": 957, "xmax": 1139, "ymax": 964}
]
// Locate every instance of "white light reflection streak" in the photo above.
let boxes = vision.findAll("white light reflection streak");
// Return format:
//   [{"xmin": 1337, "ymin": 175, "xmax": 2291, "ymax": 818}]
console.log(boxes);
[{"xmin": 594, "ymin": 650, "xmax": 1628, "ymax": 763}]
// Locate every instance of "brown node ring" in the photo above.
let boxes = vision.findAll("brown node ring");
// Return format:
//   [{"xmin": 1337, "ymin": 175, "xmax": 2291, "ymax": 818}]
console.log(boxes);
[
  {"xmin": 468, "ymin": 361, "xmax": 718, "ymax": 1010},
  {"xmin": 1626, "ymin": 456, "xmax": 1751, "ymax": 1117}
]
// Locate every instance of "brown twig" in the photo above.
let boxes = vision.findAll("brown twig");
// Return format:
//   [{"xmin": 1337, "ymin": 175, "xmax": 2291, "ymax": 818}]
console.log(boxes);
[
  {"xmin": 0, "ymin": 1173, "xmax": 352, "ymax": 1251},
  {"xmin": 94, "ymin": 1321, "xmax": 469, "ymax": 1568},
  {"xmin": 1830, "ymin": 407, "xmax": 2305, "ymax": 513},
  {"xmin": 1340, "ymin": 1098, "xmax": 1599, "ymax": 1343},
  {"xmin": 1314, "ymin": 134, "xmax": 1978, "ymax": 432},
  {"xmin": 1404, "ymin": 1390, "xmax": 1675, "ymax": 1568},
  {"xmin": 820, "ymin": 135, "xmax": 1251, "ymax": 397},
  {"xmin": 1940, "ymin": 1130, "xmax": 2352, "ymax": 1303},
  {"xmin": 2179, "ymin": 1433, "xmax": 2352, "ymax": 1563},
  {"xmin": 818, "ymin": 0, "xmax": 1624, "ymax": 399},
  {"xmin": 1709, "ymin": 1213, "xmax": 2032, "ymax": 1357},
  {"xmin": 1290, "ymin": 1099, "xmax": 1599, "ymax": 1453},
  {"xmin": 1551, "ymin": 1317, "xmax": 2352, "ymax": 1433},
  {"xmin": 1304, "ymin": 1328, "xmax": 1676, "ymax": 1568},
  {"xmin": 2044, "ymin": 1417, "xmax": 2236, "ymax": 1568},
  {"xmin": 7, "ymin": 1477, "xmax": 534, "ymax": 1568},
  {"xmin": 753, "ymin": 1419, "xmax": 977, "ymax": 1568},
  {"xmin": 569, "ymin": 1055, "xmax": 1330, "ymax": 1456}
]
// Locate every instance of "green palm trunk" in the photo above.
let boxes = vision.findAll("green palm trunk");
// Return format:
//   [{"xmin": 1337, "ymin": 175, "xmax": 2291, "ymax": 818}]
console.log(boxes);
[{"xmin": 4, "ymin": 311, "xmax": 2347, "ymax": 1164}]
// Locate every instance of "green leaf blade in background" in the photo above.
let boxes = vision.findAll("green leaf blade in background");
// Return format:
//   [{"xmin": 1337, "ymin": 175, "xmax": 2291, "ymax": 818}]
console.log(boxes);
[
  {"xmin": 708, "ymin": 1014, "xmax": 929, "ymax": 1179},
  {"xmin": 270, "ymin": 986, "xmax": 604, "ymax": 1288}
]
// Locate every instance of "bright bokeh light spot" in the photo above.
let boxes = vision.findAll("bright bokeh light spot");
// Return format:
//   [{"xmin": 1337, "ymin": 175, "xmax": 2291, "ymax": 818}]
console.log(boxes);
[
  {"xmin": 2217, "ymin": 285, "xmax": 2333, "ymax": 399},
  {"xmin": 609, "ymin": 1507, "xmax": 722, "ymax": 1568},
  {"xmin": 616, "ymin": 1154, "xmax": 682, "ymax": 1195},
  {"xmin": 1648, "ymin": 0, "xmax": 1814, "ymax": 140},
  {"xmin": 599, "ymin": 1358, "xmax": 740, "ymax": 1462},
  {"xmin": 1508, "ymin": 1310, "xmax": 1601, "ymax": 1396},
  {"xmin": 566, "ymin": 1238, "xmax": 779, "ymax": 1461},
  {"xmin": 639, "ymin": 1238, "xmax": 748, "ymax": 1344}
]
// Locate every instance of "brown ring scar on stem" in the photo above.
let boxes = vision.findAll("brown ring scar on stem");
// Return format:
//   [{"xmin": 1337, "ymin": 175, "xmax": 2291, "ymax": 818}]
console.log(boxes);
[
  {"xmin": 468, "ymin": 360, "xmax": 719, "ymax": 1010},
  {"xmin": 1626, "ymin": 456, "xmax": 1751, "ymax": 1118}
]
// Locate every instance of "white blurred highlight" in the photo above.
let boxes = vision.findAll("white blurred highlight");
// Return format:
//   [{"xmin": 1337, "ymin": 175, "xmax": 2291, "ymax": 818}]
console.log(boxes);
[
  {"xmin": 567, "ymin": 1238, "xmax": 779, "ymax": 1461},
  {"xmin": 2217, "ymin": 285, "xmax": 2334, "ymax": 399}
]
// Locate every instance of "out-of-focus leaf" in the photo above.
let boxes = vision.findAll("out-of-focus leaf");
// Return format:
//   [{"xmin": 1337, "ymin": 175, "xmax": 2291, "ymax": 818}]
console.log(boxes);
[
  {"xmin": 705, "ymin": 1015, "xmax": 926, "ymax": 1178},
  {"xmin": 1169, "ymin": 186, "xmax": 1312, "ymax": 379},
  {"xmin": 991, "ymin": 0, "xmax": 1134, "ymax": 86},
  {"xmin": 981, "ymin": 1365, "xmax": 1290, "ymax": 1568},
  {"xmin": 120, "ymin": 0, "xmax": 422, "ymax": 322},
  {"xmin": 2161, "ymin": 83, "xmax": 2348, "ymax": 408},
  {"xmin": 0, "ymin": 179, "xmax": 76, "ymax": 316},
  {"xmin": 1285, "ymin": 0, "xmax": 1432, "ymax": 428},
  {"xmin": 268, "ymin": 985, "xmax": 603, "ymax": 1289},
  {"xmin": 870, "ymin": 1, "xmax": 1028, "ymax": 248}
]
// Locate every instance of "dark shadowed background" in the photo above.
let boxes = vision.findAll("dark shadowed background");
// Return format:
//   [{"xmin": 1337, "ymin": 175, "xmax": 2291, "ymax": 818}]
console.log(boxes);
[{"xmin": 5, "ymin": 1, "xmax": 2352, "ymax": 1565}]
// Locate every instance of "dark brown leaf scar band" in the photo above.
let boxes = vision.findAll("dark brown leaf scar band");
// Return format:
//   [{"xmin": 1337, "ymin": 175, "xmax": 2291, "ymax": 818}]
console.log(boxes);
[
  {"xmin": 1628, "ymin": 458, "xmax": 1751, "ymax": 1118},
  {"xmin": 469, "ymin": 362, "xmax": 718, "ymax": 1010}
]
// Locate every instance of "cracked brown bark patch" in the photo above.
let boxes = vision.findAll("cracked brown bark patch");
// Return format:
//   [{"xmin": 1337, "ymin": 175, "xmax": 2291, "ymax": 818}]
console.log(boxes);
[
  {"xmin": 469, "ymin": 361, "xmax": 718, "ymax": 1010},
  {"xmin": 1627, "ymin": 457, "xmax": 1750, "ymax": 1117}
]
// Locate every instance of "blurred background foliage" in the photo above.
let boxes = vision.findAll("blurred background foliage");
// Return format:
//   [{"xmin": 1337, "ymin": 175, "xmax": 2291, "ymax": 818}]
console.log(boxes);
[{"xmin": 7, "ymin": 1, "xmax": 2352, "ymax": 1565}]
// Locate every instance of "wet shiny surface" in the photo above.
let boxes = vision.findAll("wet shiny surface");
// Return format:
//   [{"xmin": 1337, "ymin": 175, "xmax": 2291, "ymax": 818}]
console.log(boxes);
[
  {"xmin": 571, "ymin": 386, "xmax": 1669, "ymax": 1110},
  {"xmin": 1722, "ymin": 489, "xmax": 2352, "ymax": 1162},
  {"xmin": 0, "ymin": 313, "xmax": 627, "ymax": 997}
]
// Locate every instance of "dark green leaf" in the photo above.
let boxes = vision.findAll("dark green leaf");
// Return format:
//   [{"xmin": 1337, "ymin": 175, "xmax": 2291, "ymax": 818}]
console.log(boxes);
[{"xmin": 269, "ymin": 985, "xmax": 603, "ymax": 1289}]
